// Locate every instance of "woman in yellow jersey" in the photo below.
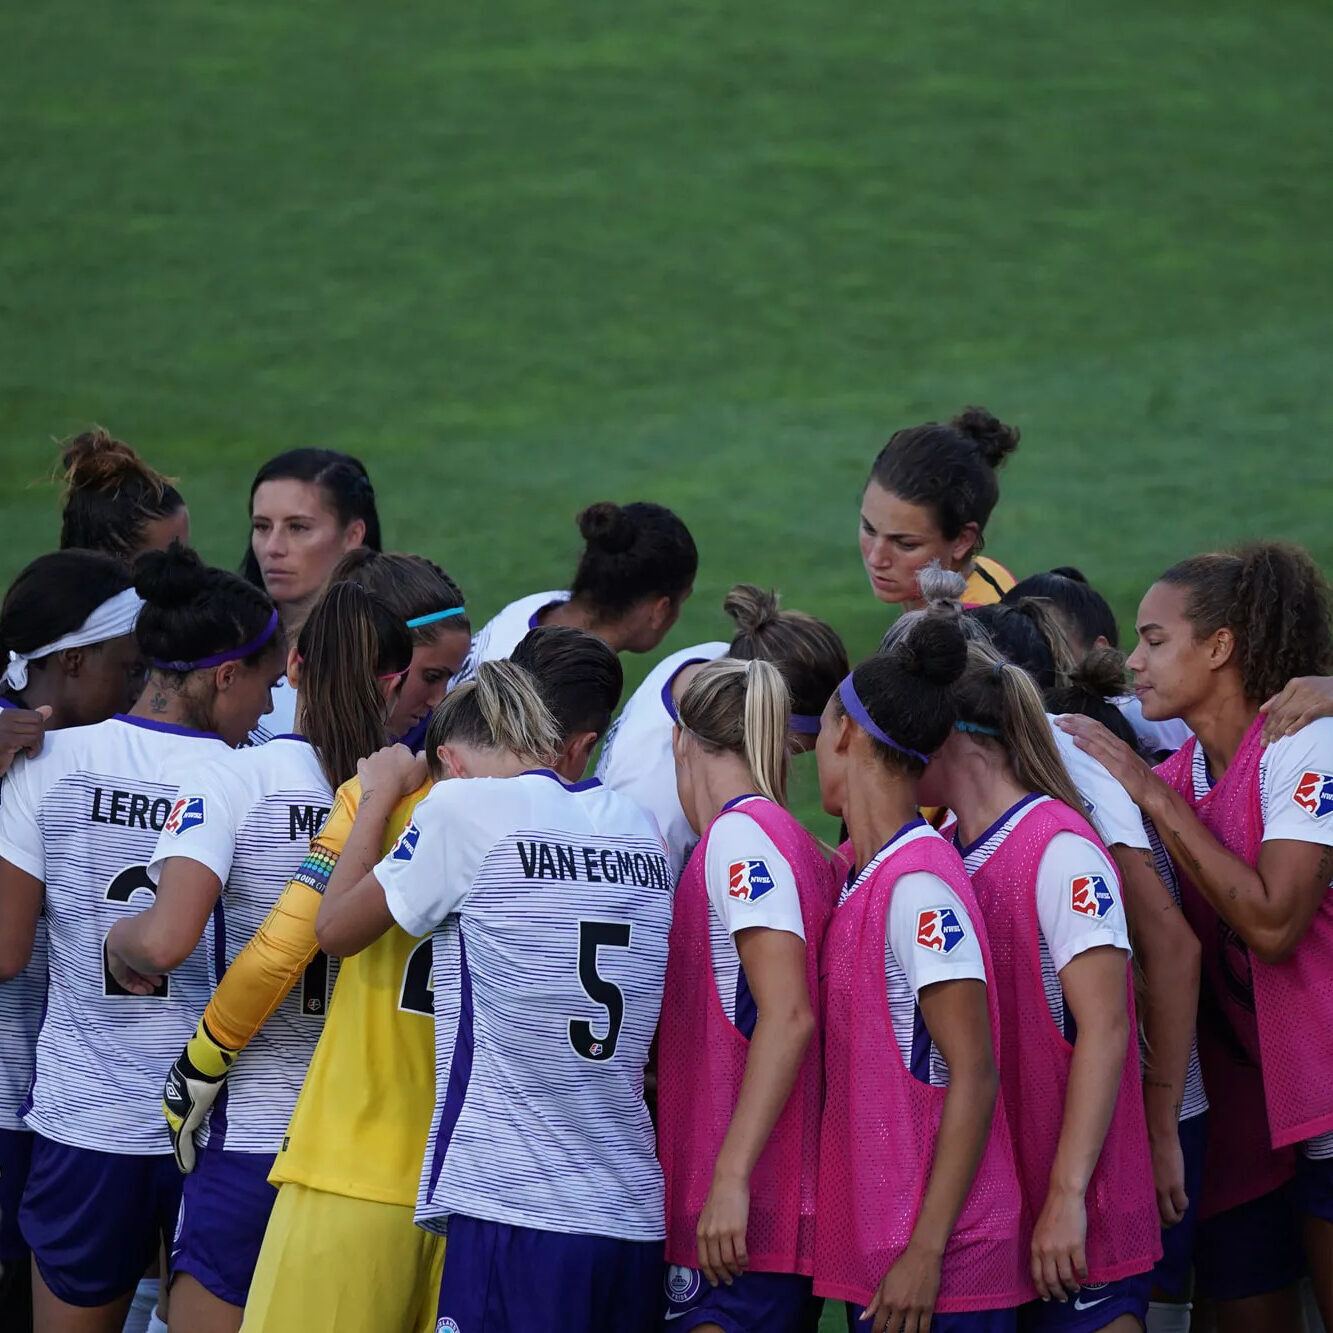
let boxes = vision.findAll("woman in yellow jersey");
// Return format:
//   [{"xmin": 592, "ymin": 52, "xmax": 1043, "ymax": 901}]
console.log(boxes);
[{"xmin": 857, "ymin": 406, "xmax": 1020, "ymax": 611}]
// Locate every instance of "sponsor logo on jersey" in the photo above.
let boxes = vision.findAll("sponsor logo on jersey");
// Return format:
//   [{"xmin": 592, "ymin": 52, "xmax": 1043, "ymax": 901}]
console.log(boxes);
[
  {"xmin": 665, "ymin": 1264, "xmax": 703, "ymax": 1305},
  {"xmin": 1070, "ymin": 873, "xmax": 1116, "ymax": 919},
  {"xmin": 164, "ymin": 795, "xmax": 206, "ymax": 837},
  {"xmin": 1292, "ymin": 771, "xmax": 1333, "ymax": 820},
  {"xmin": 728, "ymin": 858, "xmax": 775, "ymax": 902},
  {"xmin": 391, "ymin": 822, "xmax": 421, "ymax": 862},
  {"xmin": 916, "ymin": 906, "xmax": 966, "ymax": 953}
]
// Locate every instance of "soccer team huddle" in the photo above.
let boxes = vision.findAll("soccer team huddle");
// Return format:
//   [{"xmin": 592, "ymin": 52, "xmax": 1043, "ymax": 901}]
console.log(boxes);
[{"xmin": 1, "ymin": 414, "xmax": 1332, "ymax": 1333}]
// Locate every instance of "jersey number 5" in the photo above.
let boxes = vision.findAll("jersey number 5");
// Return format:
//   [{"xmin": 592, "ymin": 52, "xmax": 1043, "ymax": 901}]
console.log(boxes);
[
  {"xmin": 569, "ymin": 920, "xmax": 631, "ymax": 1063},
  {"xmin": 102, "ymin": 865, "xmax": 169, "ymax": 999}
]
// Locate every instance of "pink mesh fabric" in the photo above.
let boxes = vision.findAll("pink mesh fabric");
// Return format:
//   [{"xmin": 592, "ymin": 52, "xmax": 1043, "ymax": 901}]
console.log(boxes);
[
  {"xmin": 812, "ymin": 835, "xmax": 1030, "ymax": 1312},
  {"xmin": 657, "ymin": 798, "xmax": 836, "ymax": 1274},
  {"xmin": 970, "ymin": 799, "xmax": 1160, "ymax": 1282}
]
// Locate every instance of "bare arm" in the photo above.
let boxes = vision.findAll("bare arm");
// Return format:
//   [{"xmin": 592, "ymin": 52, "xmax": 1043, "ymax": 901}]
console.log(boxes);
[{"xmin": 107, "ymin": 859, "xmax": 222, "ymax": 981}]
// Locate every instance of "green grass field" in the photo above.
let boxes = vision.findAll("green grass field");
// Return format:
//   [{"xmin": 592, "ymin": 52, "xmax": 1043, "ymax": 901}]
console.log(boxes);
[{"xmin": 2, "ymin": 4, "xmax": 1330, "ymax": 1319}]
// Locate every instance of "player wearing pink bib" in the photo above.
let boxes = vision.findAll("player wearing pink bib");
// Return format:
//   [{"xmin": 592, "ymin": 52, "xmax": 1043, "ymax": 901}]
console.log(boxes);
[
  {"xmin": 813, "ymin": 620, "xmax": 1028, "ymax": 1333},
  {"xmin": 922, "ymin": 640, "xmax": 1159, "ymax": 1333},
  {"xmin": 1058, "ymin": 544, "xmax": 1333, "ymax": 1333},
  {"xmin": 657, "ymin": 657, "xmax": 834, "ymax": 1332}
]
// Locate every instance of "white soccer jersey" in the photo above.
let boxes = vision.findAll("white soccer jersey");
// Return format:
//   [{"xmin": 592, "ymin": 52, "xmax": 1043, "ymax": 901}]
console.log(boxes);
[
  {"xmin": 0, "ymin": 716, "xmax": 230, "ymax": 1154},
  {"xmin": 1115, "ymin": 695, "xmax": 1192, "ymax": 759},
  {"xmin": 376, "ymin": 770, "xmax": 673, "ymax": 1241},
  {"xmin": 147, "ymin": 736, "xmax": 335, "ymax": 1153},
  {"xmin": 596, "ymin": 641, "xmax": 729, "ymax": 874},
  {"xmin": 248, "ymin": 676, "xmax": 296, "ymax": 746},
  {"xmin": 1049, "ymin": 715, "xmax": 1150, "ymax": 852},
  {"xmin": 451, "ymin": 590, "xmax": 570, "ymax": 688}
]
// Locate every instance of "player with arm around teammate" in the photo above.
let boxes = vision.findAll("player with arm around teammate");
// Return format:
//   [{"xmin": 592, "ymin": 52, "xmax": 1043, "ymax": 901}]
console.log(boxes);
[
  {"xmin": 0, "ymin": 547, "xmax": 284, "ymax": 1333},
  {"xmin": 316, "ymin": 661, "xmax": 674, "ymax": 1333}
]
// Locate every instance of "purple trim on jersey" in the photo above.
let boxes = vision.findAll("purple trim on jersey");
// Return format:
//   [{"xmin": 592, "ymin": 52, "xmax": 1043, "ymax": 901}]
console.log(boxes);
[
  {"xmin": 720, "ymin": 793, "xmax": 762, "ymax": 814},
  {"xmin": 427, "ymin": 933, "xmax": 475, "ymax": 1201},
  {"xmin": 0, "ymin": 695, "xmax": 18, "ymax": 709},
  {"xmin": 661, "ymin": 657, "xmax": 715, "ymax": 723},
  {"xmin": 526, "ymin": 600, "xmax": 566, "ymax": 630},
  {"xmin": 112, "ymin": 714, "xmax": 222, "ymax": 742},
  {"xmin": 396, "ymin": 715, "xmax": 429, "ymax": 754},
  {"xmin": 909, "ymin": 1006, "xmax": 933, "ymax": 1085},
  {"xmin": 19, "ymin": 987, "xmax": 50, "ymax": 1121},
  {"xmin": 208, "ymin": 900, "xmax": 229, "ymax": 1147},
  {"xmin": 734, "ymin": 968, "xmax": 757, "ymax": 1041},
  {"xmin": 953, "ymin": 793, "xmax": 1044, "ymax": 858},
  {"xmin": 266, "ymin": 734, "xmax": 306, "ymax": 744},
  {"xmin": 520, "ymin": 768, "xmax": 602, "ymax": 793}
]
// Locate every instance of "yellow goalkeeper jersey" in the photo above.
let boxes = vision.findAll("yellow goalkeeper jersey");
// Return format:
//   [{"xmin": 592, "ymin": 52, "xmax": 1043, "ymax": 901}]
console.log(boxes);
[{"xmin": 962, "ymin": 555, "xmax": 1015, "ymax": 607}]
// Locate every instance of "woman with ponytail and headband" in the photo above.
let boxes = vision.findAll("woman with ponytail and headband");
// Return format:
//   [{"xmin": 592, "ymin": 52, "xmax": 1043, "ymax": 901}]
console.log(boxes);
[
  {"xmin": 918, "ymin": 643, "xmax": 1159, "ymax": 1333},
  {"xmin": 655, "ymin": 657, "xmax": 833, "ymax": 1332},
  {"xmin": 812, "ymin": 623, "xmax": 1027, "ymax": 1333},
  {"xmin": 0, "ymin": 547, "xmax": 284, "ymax": 1333}
]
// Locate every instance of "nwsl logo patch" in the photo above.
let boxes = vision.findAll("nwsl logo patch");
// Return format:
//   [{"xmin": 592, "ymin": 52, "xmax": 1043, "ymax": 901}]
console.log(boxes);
[
  {"xmin": 1071, "ymin": 873, "xmax": 1116, "ymax": 919},
  {"xmin": 164, "ymin": 795, "xmax": 205, "ymax": 836},
  {"xmin": 916, "ymin": 907, "xmax": 966, "ymax": 953},
  {"xmin": 728, "ymin": 859, "xmax": 776, "ymax": 902},
  {"xmin": 1292, "ymin": 771, "xmax": 1333, "ymax": 820},
  {"xmin": 391, "ymin": 822, "xmax": 421, "ymax": 862}
]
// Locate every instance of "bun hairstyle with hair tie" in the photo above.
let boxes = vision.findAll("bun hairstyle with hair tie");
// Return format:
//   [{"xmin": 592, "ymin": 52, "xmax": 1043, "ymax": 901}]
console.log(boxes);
[
  {"xmin": 677, "ymin": 657, "xmax": 791, "ymax": 807},
  {"xmin": 1159, "ymin": 543, "xmax": 1333, "ymax": 705},
  {"xmin": 329, "ymin": 548, "xmax": 470, "ymax": 642},
  {"xmin": 58, "ymin": 428, "xmax": 184, "ymax": 560},
  {"xmin": 965, "ymin": 598, "xmax": 1074, "ymax": 692},
  {"xmin": 1044, "ymin": 647, "xmax": 1143, "ymax": 752},
  {"xmin": 424, "ymin": 659, "xmax": 561, "ymax": 780},
  {"xmin": 723, "ymin": 583, "xmax": 850, "ymax": 733},
  {"xmin": 569, "ymin": 500, "xmax": 698, "ymax": 617}
]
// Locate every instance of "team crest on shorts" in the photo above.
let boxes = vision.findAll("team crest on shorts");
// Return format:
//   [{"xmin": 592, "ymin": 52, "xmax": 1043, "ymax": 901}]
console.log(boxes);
[
  {"xmin": 391, "ymin": 822, "xmax": 421, "ymax": 862},
  {"xmin": 1070, "ymin": 873, "xmax": 1115, "ymax": 919},
  {"xmin": 164, "ymin": 795, "xmax": 206, "ymax": 836},
  {"xmin": 728, "ymin": 858, "xmax": 775, "ymax": 902},
  {"xmin": 916, "ymin": 907, "xmax": 966, "ymax": 954},
  {"xmin": 665, "ymin": 1264, "xmax": 703, "ymax": 1304},
  {"xmin": 1292, "ymin": 771, "xmax": 1333, "ymax": 820},
  {"xmin": 436, "ymin": 1319, "xmax": 462, "ymax": 1333}
]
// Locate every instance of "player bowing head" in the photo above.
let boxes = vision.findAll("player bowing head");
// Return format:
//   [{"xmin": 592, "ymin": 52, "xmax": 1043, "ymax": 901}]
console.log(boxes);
[
  {"xmin": 315, "ymin": 661, "xmax": 673, "ymax": 1333},
  {"xmin": 0, "ymin": 547, "xmax": 282, "ymax": 1333},
  {"xmin": 456, "ymin": 499, "xmax": 697, "ymax": 684},
  {"xmin": 919, "ymin": 641, "xmax": 1160, "ymax": 1332},
  {"xmin": 812, "ymin": 619, "xmax": 1029, "ymax": 1331},
  {"xmin": 1057, "ymin": 543, "xmax": 1333, "ymax": 1330},
  {"xmin": 657, "ymin": 657, "xmax": 835, "ymax": 1332},
  {"xmin": 859, "ymin": 406, "xmax": 1018, "ymax": 612}
]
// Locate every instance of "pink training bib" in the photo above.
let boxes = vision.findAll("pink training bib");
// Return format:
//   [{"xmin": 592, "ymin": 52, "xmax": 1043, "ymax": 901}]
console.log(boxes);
[{"xmin": 657, "ymin": 798, "xmax": 835, "ymax": 1274}]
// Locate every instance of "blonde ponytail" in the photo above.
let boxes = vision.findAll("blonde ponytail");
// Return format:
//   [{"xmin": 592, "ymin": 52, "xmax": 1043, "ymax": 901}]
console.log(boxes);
[{"xmin": 425, "ymin": 659, "xmax": 560, "ymax": 777}]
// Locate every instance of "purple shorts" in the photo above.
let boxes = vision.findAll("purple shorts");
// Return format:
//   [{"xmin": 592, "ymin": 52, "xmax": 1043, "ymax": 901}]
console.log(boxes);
[
  {"xmin": 1295, "ymin": 1150, "xmax": 1333, "ymax": 1224},
  {"xmin": 436, "ymin": 1215, "xmax": 660, "ymax": 1333},
  {"xmin": 1018, "ymin": 1271, "xmax": 1151, "ymax": 1332},
  {"xmin": 663, "ymin": 1263, "xmax": 811, "ymax": 1332},
  {"xmin": 1194, "ymin": 1180, "xmax": 1305, "ymax": 1301},
  {"xmin": 1152, "ymin": 1112, "xmax": 1207, "ymax": 1298},
  {"xmin": 846, "ymin": 1304, "xmax": 1015, "ymax": 1332},
  {"xmin": 0, "ymin": 1129, "xmax": 33, "ymax": 1267},
  {"xmin": 170, "ymin": 1146, "xmax": 276, "ymax": 1308},
  {"xmin": 18, "ymin": 1136, "xmax": 182, "ymax": 1307}
]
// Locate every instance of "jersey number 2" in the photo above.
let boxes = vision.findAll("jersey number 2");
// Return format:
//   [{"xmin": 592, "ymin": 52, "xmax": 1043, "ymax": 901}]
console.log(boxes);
[
  {"xmin": 569, "ymin": 920, "xmax": 631, "ymax": 1063},
  {"xmin": 102, "ymin": 865, "xmax": 169, "ymax": 999}
]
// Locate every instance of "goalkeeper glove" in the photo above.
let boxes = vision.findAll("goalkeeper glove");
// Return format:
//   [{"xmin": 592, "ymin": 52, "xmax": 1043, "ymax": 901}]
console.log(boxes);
[{"xmin": 163, "ymin": 1017, "xmax": 237, "ymax": 1174}]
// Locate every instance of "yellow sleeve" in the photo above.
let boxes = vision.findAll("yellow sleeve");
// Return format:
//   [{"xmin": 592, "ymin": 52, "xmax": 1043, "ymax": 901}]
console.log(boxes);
[{"xmin": 201, "ymin": 780, "xmax": 361, "ymax": 1052}]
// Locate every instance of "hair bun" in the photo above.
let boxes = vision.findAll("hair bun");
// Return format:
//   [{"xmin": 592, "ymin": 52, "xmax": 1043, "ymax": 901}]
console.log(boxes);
[
  {"xmin": 1050, "ymin": 565, "xmax": 1089, "ymax": 585},
  {"xmin": 916, "ymin": 564, "xmax": 968, "ymax": 611},
  {"xmin": 133, "ymin": 545, "xmax": 208, "ymax": 610},
  {"xmin": 61, "ymin": 428, "xmax": 167, "ymax": 498},
  {"xmin": 1068, "ymin": 646, "xmax": 1130, "ymax": 701},
  {"xmin": 577, "ymin": 501, "xmax": 636, "ymax": 555},
  {"xmin": 951, "ymin": 406, "xmax": 1020, "ymax": 470},
  {"xmin": 723, "ymin": 584, "xmax": 780, "ymax": 635},
  {"xmin": 893, "ymin": 614, "xmax": 969, "ymax": 687}
]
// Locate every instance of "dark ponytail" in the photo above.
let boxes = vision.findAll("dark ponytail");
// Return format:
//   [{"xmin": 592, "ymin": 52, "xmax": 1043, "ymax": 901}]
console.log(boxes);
[
  {"xmin": 1, "ymin": 551, "xmax": 134, "ymax": 665},
  {"xmin": 966, "ymin": 597, "xmax": 1074, "ymax": 691},
  {"xmin": 1044, "ymin": 647, "xmax": 1142, "ymax": 751},
  {"xmin": 330, "ymin": 548, "xmax": 469, "ymax": 641},
  {"xmin": 59, "ymin": 429, "xmax": 184, "ymax": 560},
  {"xmin": 296, "ymin": 582, "xmax": 412, "ymax": 790},
  {"xmin": 569, "ymin": 501, "xmax": 697, "ymax": 617}
]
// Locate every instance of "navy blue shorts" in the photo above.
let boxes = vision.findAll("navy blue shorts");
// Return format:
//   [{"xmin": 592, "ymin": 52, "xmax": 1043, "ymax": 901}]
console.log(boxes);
[
  {"xmin": 0, "ymin": 1129, "xmax": 33, "ymax": 1267},
  {"xmin": 1295, "ymin": 1150, "xmax": 1333, "ymax": 1224},
  {"xmin": 1152, "ymin": 1112, "xmax": 1207, "ymax": 1298},
  {"xmin": 1018, "ymin": 1271, "xmax": 1151, "ymax": 1332},
  {"xmin": 170, "ymin": 1146, "xmax": 276, "ymax": 1308},
  {"xmin": 663, "ymin": 1263, "xmax": 811, "ymax": 1332},
  {"xmin": 18, "ymin": 1136, "xmax": 182, "ymax": 1307},
  {"xmin": 849, "ymin": 1304, "xmax": 1016, "ymax": 1332},
  {"xmin": 1194, "ymin": 1180, "xmax": 1305, "ymax": 1302},
  {"xmin": 435, "ymin": 1215, "xmax": 661, "ymax": 1333}
]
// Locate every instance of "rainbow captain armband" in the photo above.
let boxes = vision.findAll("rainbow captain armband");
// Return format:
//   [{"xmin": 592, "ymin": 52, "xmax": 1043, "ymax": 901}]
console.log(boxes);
[
  {"xmin": 291, "ymin": 844, "xmax": 338, "ymax": 895},
  {"xmin": 163, "ymin": 1017, "xmax": 238, "ymax": 1174}
]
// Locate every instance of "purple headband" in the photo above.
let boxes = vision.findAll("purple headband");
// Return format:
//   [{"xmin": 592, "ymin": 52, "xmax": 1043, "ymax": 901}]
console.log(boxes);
[
  {"xmin": 838, "ymin": 674, "xmax": 931, "ymax": 765},
  {"xmin": 152, "ymin": 609, "xmax": 280, "ymax": 673},
  {"xmin": 789, "ymin": 713, "xmax": 823, "ymax": 735}
]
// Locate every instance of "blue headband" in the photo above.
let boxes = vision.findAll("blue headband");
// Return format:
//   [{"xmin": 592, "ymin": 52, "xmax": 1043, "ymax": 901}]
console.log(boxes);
[
  {"xmin": 789, "ymin": 713, "xmax": 822, "ymax": 735},
  {"xmin": 406, "ymin": 607, "xmax": 466, "ymax": 629},
  {"xmin": 955, "ymin": 720, "xmax": 1000, "ymax": 737},
  {"xmin": 838, "ymin": 675, "xmax": 931, "ymax": 765}
]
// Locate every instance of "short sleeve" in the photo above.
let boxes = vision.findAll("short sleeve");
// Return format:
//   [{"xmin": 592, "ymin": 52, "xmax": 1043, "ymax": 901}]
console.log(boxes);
[
  {"xmin": 1050, "ymin": 721, "xmax": 1149, "ymax": 851},
  {"xmin": 0, "ymin": 756, "xmax": 45, "ymax": 881},
  {"xmin": 887, "ymin": 870, "xmax": 987, "ymax": 995},
  {"xmin": 1261, "ymin": 720, "xmax": 1333, "ymax": 848},
  {"xmin": 703, "ymin": 808, "xmax": 805, "ymax": 942},
  {"xmin": 1034, "ymin": 831, "xmax": 1131, "ymax": 975},
  {"xmin": 147, "ymin": 759, "xmax": 243, "ymax": 885}
]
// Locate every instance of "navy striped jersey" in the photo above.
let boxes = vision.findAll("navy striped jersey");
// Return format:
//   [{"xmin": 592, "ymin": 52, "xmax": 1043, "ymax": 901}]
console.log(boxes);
[{"xmin": 450, "ymin": 590, "xmax": 568, "ymax": 690}]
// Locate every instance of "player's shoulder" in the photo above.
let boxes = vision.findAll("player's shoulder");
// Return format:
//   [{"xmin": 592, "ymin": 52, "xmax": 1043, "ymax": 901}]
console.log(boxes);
[
  {"xmin": 1266, "ymin": 716, "xmax": 1333, "ymax": 768},
  {"xmin": 1263, "ymin": 718, "xmax": 1333, "ymax": 823},
  {"xmin": 577, "ymin": 777, "xmax": 667, "ymax": 839}
]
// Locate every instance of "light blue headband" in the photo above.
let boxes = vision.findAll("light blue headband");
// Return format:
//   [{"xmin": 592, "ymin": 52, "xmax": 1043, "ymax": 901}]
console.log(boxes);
[
  {"xmin": 406, "ymin": 607, "xmax": 466, "ymax": 629},
  {"xmin": 955, "ymin": 720, "xmax": 1000, "ymax": 737}
]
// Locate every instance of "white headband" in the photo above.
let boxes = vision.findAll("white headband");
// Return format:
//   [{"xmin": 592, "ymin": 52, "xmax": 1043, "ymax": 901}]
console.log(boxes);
[{"xmin": 3, "ymin": 588, "xmax": 144, "ymax": 692}]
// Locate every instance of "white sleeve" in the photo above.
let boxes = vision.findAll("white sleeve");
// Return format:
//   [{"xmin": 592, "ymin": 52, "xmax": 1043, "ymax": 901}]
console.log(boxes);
[
  {"xmin": 0, "ymin": 757, "xmax": 44, "ymax": 881},
  {"xmin": 376, "ymin": 781, "xmax": 492, "ymax": 937},
  {"xmin": 1034, "ymin": 831, "xmax": 1131, "ymax": 974},
  {"xmin": 146, "ymin": 760, "xmax": 240, "ymax": 885},
  {"xmin": 1050, "ymin": 720, "xmax": 1149, "ymax": 851},
  {"xmin": 704, "ymin": 808, "xmax": 805, "ymax": 942},
  {"xmin": 887, "ymin": 870, "xmax": 987, "ymax": 993},
  {"xmin": 1262, "ymin": 720, "xmax": 1333, "ymax": 847}
]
